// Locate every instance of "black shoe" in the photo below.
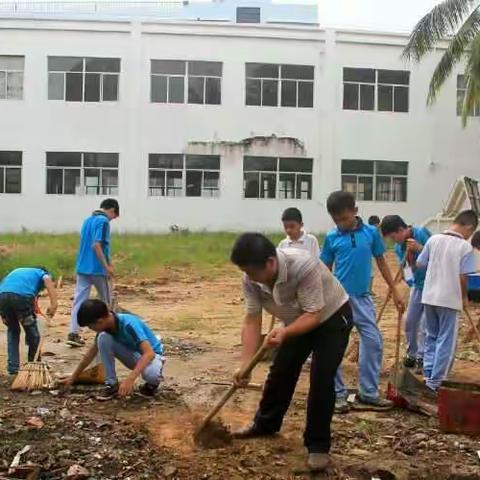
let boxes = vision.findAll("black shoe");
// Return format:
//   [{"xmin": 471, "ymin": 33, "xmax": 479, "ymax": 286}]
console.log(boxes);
[
  {"xmin": 137, "ymin": 383, "xmax": 159, "ymax": 398},
  {"xmin": 403, "ymin": 356, "xmax": 416, "ymax": 368},
  {"xmin": 67, "ymin": 333, "xmax": 85, "ymax": 348},
  {"xmin": 232, "ymin": 425, "xmax": 274, "ymax": 440},
  {"xmin": 96, "ymin": 383, "xmax": 119, "ymax": 401}
]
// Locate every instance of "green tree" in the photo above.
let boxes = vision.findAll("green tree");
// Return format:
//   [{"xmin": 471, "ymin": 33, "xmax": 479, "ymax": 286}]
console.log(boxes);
[{"xmin": 403, "ymin": 0, "xmax": 480, "ymax": 125}]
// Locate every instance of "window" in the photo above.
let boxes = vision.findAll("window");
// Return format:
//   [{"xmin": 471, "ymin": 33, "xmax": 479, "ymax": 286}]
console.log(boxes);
[
  {"xmin": 341, "ymin": 159, "xmax": 408, "ymax": 202},
  {"xmin": 343, "ymin": 68, "xmax": 409, "ymax": 112},
  {"xmin": 48, "ymin": 57, "xmax": 120, "ymax": 102},
  {"xmin": 148, "ymin": 154, "xmax": 220, "ymax": 197},
  {"xmin": 46, "ymin": 152, "xmax": 118, "ymax": 195},
  {"xmin": 236, "ymin": 7, "xmax": 261, "ymax": 23},
  {"xmin": 151, "ymin": 60, "xmax": 222, "ymax": 105},
  {"xmin": 246, "ymin": 63, "xmax": 314, "ymax": 107},
  {"xmin": 456, "ymin": 75, "xmax": 480, "ymax": 117},
  {"xmin": 243, "ymin": 156, "xmax": 313, "ymax": 199},
  {"xmin": 0, "ymin": 56, "xmax": 24, "ymax": 100},
  {"xmin": 0, "ymin": 151, "xmax": 22, "ymax": 193}
]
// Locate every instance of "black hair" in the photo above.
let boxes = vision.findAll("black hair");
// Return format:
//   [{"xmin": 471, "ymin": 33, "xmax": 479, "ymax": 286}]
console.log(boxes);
[
  {"xmin": 326, "ymin": 191, "xmax": 356, "ymax": 216},
  {"xmin": 230, "ymin": 233, "xmax": 277, "ymax": 268},
  {"xmin": 281, "ymin": 207, "xmax": 303, "ymax": 224},
  {"xmin": 380, "ymin": 215, "xmax": 408, "ymax": 236},
  {"xmin": 100, "ymin": 198, "xmax": 120, "ymax": 216},
  {"xmin": 368, "ymin": 215, "xmax": 381, "ymax": 226},
  {"xmin": 454, "ymin": 209, "xmax": 479, "ymax": 230},
  {"xmin": 471, "ymin": 230, "xmax": 480, "ymax": 249},
  {"xmin": 77, "ymin": 299, "xmax": 109, "ymax": 327}
]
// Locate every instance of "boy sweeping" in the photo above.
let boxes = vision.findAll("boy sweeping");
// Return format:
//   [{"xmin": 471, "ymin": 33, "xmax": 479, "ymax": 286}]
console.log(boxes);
[
  {"xmin": 62, "ymin": 299, "xmax": 164, "ymax": 400},
  {"xmin": 0, "ymin": 267, "xmax": 57, "ymax": 375},
  {"xmin": 68, "ymin": 198, "xmax": 119, "ymax": 347},
  {"xmin": 321, "ymin": 191, "xmax": 405, "ymax": 412},
  {"xmin": 278, "ymin": 207, "xmax": 320, "ymax": 258},
  {"xmin": 415, "ymin": 210, "xmax": 477, "ymax": 392},
  {"xmin": 381, "ymin": 215, "xmax": 431, "ymax": 372}
]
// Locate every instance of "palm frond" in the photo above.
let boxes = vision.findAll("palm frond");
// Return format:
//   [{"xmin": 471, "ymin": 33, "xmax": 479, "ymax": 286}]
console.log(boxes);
[
  {"xmin": 403, "ymin": 0, "xmax": 479, "ymax": 62},
  {"xmin": 461, "ymin": 34, "xmax": 480, "ymax": 124},
  {"xmin": 427, "ymin": 7, "xmax": 480, "ymax": 103}
]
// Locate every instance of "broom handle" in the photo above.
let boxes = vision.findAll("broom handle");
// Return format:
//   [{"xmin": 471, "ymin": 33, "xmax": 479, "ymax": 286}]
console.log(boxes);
[
  {"xmin": 393, "ymin": 309, "xmax": 403, "ymax": 387},
  {"xmin": 464, "ymin": 307, "xmax": 480, "ymax": 345},
  {"xmin": 33, "ymin": 310, "xmax": 51, "ymax": 362},
  {"xmin": 268, "ymin": 315, "xmax": 276, "ymax": 332},
  {"xmin": 197, "ymin": 344, "xmax": 270, "ymax": 432}
]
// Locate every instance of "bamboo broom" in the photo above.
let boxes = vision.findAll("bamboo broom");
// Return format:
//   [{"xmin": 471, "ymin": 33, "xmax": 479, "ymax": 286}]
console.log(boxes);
[{"xmin": 11, "ymin": 314, "xmax": 54, "ymax": 392}]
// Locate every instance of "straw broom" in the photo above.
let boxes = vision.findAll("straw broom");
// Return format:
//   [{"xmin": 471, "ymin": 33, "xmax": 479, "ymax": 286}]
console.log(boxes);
[{"xmin": 11, "ymin": 315, "xmax": 55, "ymax": 392}]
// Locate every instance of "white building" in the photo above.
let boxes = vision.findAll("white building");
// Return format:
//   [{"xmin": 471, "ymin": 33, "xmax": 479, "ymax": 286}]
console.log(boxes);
[{"xmin": 0, "ymin": 0, "xmax": 478, "ymax": 233}]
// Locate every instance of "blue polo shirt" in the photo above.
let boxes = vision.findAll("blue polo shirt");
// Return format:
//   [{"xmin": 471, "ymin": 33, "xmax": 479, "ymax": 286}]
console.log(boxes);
[
  {"xmin": 394, "ymin": 226, "xmax": 431, "ymax": 290},
  {"xmin": 0, "ymin": 267, "xmax": 50, "ymax": 298},
  {"xmin": 321, "ymin": 219, "xmax": 386, "ymax": 296},
  {"xmin": 76, "ymin": 211, "xmax": 111, "ymax": 276},
  {"xmin": 100, "ymin": 313, "xmax": 163, "ymax": 355}
]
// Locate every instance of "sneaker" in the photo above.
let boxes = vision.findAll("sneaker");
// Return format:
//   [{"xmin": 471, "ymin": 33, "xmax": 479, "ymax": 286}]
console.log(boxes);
[
  {"xmin": 415, "ymin": 359, "xmax": 424, "ymax": 375},
  {"xmin": 334, "ymin": 398, "xmax": 350, "ymax": 414},
  {"xmin": 357, "ymin": 395, "xmax": 394, "ymax": 410},
  {"xmin": 307, "ymin": 453, "xmax": 331, "ymax": 472},
  {"xmin": 137, "ymin": 383, "xmax": 158, "ymax": 398},
  {"xmin": 66, "ymin": 333, "xmax": 85, "ymax": 348},
  {"xmin": 96, "ymin": 383, "xmax": 118, "ymax": 401},
  {"xmin": 403, "ymin": 356, "xmax": 416, "ymax": 368}
]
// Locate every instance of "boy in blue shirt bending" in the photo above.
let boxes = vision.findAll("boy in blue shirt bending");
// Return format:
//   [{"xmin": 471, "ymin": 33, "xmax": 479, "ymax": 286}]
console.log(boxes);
[
  {"xmin": 68, "ymin": 198, "xmax": 119, "ymax": 348},
  {"xmin": 62, "ymin": 299, "xmax": 164, "ymax": 401},
  {"xmin": 321, "ymin": 192, "xmax": 405, "ymax": 412},
  {"xmin": 381, "ymin": 215, "xmax": 431, "ymax": 372},
  {"xmin": 0, "ymin": 267, "xmax": 58, "ymax": 375}
]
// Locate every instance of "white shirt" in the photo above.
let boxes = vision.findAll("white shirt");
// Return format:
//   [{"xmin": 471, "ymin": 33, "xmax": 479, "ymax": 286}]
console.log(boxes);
[
  {"xmin": 417, "ymin": 230, "xmax": 476, "ymax": 311},
  {"xmin": 278, "ymin": 231, "xmax": 320, "ymax": 259}
]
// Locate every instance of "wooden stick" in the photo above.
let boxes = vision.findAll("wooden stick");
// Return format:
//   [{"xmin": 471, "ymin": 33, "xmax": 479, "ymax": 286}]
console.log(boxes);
[
  {"xmin": 393, "ymin": 309, "xmax": 403, "ymax": 387},
  {"xmin": 195, "ymin": 344, "xmax": 270, "ymax": 436},
  {"xmin": 464, "ymin": 307, "xmax": 480, "ymax": 346}
]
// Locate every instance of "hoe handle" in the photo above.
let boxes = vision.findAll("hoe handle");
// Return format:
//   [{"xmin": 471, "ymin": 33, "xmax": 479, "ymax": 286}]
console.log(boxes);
[{"xmin": 196, "ymin": 344, "xmax": 269, "ymax": 435}]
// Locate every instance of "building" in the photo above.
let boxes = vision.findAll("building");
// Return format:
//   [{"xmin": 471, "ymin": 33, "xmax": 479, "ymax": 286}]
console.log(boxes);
[{"xmin": 0, "ymin": 0, "xmax": 478, "ymax": 233}]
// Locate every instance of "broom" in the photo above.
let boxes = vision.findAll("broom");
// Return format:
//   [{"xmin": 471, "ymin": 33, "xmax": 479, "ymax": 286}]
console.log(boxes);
[{"xmin": 11, "ymin": 313, "xmax": 54, "ymax": 392}]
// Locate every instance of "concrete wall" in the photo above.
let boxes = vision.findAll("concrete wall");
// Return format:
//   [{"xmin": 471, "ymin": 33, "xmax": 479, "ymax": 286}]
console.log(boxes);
[{"xmin": 0, "ymin": 19, "xmax": 478, "ymax": 234}]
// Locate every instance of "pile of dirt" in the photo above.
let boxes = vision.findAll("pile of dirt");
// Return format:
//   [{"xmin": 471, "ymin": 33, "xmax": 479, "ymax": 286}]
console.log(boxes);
[
  {"xmin": 163, "ymin": 336, "xmax": 208, "ymax": 357},
  {"xmin": 0, "ymin": 387, "xmax": 171, "ymax": 479}
]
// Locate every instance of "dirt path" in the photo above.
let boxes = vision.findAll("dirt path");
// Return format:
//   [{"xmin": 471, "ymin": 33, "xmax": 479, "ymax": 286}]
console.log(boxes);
[{"xmin": 1, "ymin": 255, "xmax": 480, "ymax": 479}]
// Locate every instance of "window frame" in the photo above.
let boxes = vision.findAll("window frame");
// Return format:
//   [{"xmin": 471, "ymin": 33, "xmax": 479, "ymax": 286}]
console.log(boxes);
[
  {"xmin": 343, "ymin": 68, "xmax": 410, "ymax": 113},
  {"xmin": 148, "ymin": 154, "xmax": 221, "ymax": 198},
  {"xmin": 245, "ymin": 63, "xmax": 314, "ymax": 108},
  {"xmin": 45, "ymin": 152, "xmax": 119, "ymax": 195},
  {"xmin": 47, "ymin": 56, "xmax": 120, "ymax": 103},
  {"xmin": 150, "ymin": 60, "xmax": 223, "ymax": 105},
  {"xmin": 341, "ymin": 159, "xmax": 408, "ymax": 202},
  {"xmin": 0, "ymin": 151, "xmax": 22, "ymax": 194},
  {"xmin": 0, "ymin": 56, "xmax": 25, "ymax": 100},
  {"xmin": 243, "ymin": 156, "xmax": 313, "ymax": 200},
  {"xmin": 456, "ymin": 74, "xmax": 480, "ymax": 117}
]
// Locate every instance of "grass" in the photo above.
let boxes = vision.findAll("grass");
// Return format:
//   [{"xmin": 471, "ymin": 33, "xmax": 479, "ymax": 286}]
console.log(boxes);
[{"xmin": 0, "ymin": 231, "xmax": 310, "ymax": 279}]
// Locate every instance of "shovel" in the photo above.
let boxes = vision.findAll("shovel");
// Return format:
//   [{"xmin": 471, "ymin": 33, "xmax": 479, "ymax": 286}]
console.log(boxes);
[{"xmin": 194, "ymin": 343, "xmax": 270, "ymax": 439}]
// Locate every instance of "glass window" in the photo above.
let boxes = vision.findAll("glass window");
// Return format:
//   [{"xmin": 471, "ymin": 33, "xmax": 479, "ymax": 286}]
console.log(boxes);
[
  {"xmin": 205, "ymin": 77, "xmax": 221, "ymax": 104},
  {"xmin": 236, "ymin": 6, "xmax": 261, "ymax": 23},
  {"xmin": 48, "ymin": 56, "xmax": 120, "ymax": 102},
  {"xmin": 0, "ymin": 151, "xmax": 22, "ymax": 194},
  {"xmin": 341, "ymin": 159, "xmax": 407, "ymax": 202},
  {"xmin": 298, "ymin": 82, "xmax": 313, "ymax": 108},
  {"xmin": 343, "ymin": 83, "xmax": 358, "ymax": 110},
  {"xmin": 246, "ymin": 63, "xmax": 279, "ymax": 78},
  {"xmin": 378, "ymin": 85, "xmax": 393, "ymax": 111},
  {"xmin": 188, "ymin": 76, "xmax": 204, "ymax": 104},
  {"xmin": 151, "ymin": 75, "xmax": 167, "ymax": 103},
  {"xmin": 246, "ymin": 79, "xmax": 261, "ymax": 105},
  {"xmin": 0, "ymin": 56, "xmax": 24, "ymax": 100},
  {"xmin": 281, "ymin": 65, "xmax": 314, "ymax": 80},
  {"xmin": 151, "ymin": 60, "xmax": 186, "ymax": 75},
  {"xmin": 360, "ymin": 84, "xmax": 375, "ymax": 110},
  {"xmin": 186, "ymin": 155, "xmax": 220, "ymax": 170},
  {"xmin": 281, "ymin": 80, "xmax": 297, "ymax": 107},
  {"xmin": 377, "ymin": 69, "xmax": 409, "ymax": 85},
  {"xmin": 262, "ymin": 79, "xmax": 278, "ymax": 106},
  {"xmin": 189, "ymin": 61, "xmax": 222, "ymax": 77},
  {"xmin": 169, "ymin": 77, "xmax": 185, "ymax": 103},
  {"xmin": 244, "ymin": 156, "xmax": 277, "ymax": 171},
  {"xmin": 343, "ymin": 68, "xmax": 375, "ymax": 83}
]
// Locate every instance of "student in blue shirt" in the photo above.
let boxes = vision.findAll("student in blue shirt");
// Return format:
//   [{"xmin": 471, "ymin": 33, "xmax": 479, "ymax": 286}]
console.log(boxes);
[
  {"xmin": 0, "ymin": 267, "xmax": 58, "ymax": 375},
  {"xmin": 321, "ymin": 192, "xmax": 405, "ymax": 412},
  {"xmin": 62, "ymin": 299, "xmax": 164, "ymax": 401},
  {"xmin": 68, "ymin": 198, "xmax": 119, "ymax": 348},
  {"xmin": 381, "ymin": 215, "xmax": 431, "ymax": 372}
]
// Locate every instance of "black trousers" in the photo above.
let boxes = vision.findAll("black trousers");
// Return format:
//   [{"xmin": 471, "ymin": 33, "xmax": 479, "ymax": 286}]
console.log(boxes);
[{"xmin": 253, "ymin": 302, "xmax": 353, "ymax": 453}]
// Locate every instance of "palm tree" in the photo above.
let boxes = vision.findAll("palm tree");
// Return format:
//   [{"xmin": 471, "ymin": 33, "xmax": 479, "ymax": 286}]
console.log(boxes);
[{"xmin": 403, "ymin": 0, "xmax": 480, "ymax": 125}]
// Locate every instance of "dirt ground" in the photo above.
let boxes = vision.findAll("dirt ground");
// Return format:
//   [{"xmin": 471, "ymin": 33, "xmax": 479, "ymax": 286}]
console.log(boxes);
[{"xmin": 1, "ymin": 254, "xmax": 480, "ymax": 479}]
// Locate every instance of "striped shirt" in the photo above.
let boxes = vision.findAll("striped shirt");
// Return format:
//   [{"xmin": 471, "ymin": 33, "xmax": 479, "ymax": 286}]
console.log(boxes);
[
  {"xmin": 278, "ymin": 231, "xmax": 320, "ymax": 259},
  {"xmin": 243, "ymin": 248, "xmax": 349, "ymax": 325}
]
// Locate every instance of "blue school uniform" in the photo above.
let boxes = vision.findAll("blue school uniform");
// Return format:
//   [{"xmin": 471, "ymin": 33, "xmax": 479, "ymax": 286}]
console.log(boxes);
[{"xmin": 321, "ymin": 218, "xmax": 386, "ymax": 401}]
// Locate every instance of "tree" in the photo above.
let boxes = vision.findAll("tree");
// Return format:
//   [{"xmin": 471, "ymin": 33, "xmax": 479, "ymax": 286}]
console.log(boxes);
[{"xmin": 403, "ymin": 0, "xmax": 480, "ymax": 125}]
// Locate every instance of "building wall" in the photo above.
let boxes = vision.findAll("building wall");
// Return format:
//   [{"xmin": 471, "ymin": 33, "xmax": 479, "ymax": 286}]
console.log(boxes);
[{"xmin": 0, "ymin": 19, "xmax": 478, "ymax": 234}]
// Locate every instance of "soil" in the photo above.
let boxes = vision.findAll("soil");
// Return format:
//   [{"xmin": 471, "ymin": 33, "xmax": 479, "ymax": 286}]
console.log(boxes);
[{"xmin": 1, "ymin": 254, "xmax": 480, "ymax": 479}]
